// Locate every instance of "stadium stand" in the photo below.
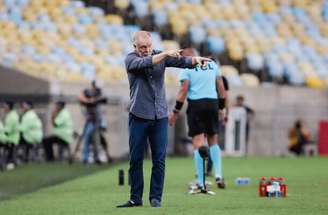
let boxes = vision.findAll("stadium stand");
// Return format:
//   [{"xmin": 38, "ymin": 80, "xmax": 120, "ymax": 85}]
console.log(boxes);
[
  {"xmin": 0, "ymin": 0, "xmax": 180, "ymax": 84},
  {"xmin": 0, "ymin": 0, "xmax": 328, "ymax": 88},
  {"xmin": 83, "ymin": 0, "xmax": 328, "ymax": 88}
]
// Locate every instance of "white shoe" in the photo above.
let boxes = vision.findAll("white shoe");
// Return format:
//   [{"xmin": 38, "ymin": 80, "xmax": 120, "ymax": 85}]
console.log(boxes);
[
  {"xmin": 6, "ymin": 163, "xmax": 15, "ymax": 170},
  {"xmin": 189, "ymin": 180, "xmax": 212, "ymax": 190}
]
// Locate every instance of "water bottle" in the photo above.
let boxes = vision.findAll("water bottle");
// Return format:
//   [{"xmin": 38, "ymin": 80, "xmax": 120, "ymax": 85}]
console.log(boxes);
[
  {"xmin": 272, "ymin": 181, "xmax": 281, "ymax": 198},
  {"xmin": 235, "ymin": 177, "xmax": 251, "ymax": 185},
  {"xmin": 118, "ymin": 169, "xmax": 124, "ymax": 186},
  {"xmin": 259, "ymin": 176, "xmax": 266, "ymax": 197}
]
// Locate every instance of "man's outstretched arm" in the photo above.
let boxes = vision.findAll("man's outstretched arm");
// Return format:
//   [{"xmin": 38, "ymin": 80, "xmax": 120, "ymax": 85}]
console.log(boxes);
[
  {"xmin": 125, "ymin": 50, "xmax": 182, "ymax": 73},
  {"xmin": 165, "ymin": 54, "xmax": 211, "ymax": 69}
]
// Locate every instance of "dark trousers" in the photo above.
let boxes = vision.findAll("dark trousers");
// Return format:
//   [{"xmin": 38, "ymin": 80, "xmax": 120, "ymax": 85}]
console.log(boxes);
[
  {"xmin": 6, "ymin": 143, "xmax": 17, "ymax": 164},
  {"xmin": 99, "ymin": 132, "xmax": 112, "ymax": 162},
  {"xmin": 289, "ymin": 143, "xmax": 304, "ymax": 156},
  {"xmin": 43, "ymin": 135, "xmax": 70, "ymax": 161},
  {"xmin": 20, "ymin": 136, "xmax": 39, "ymax": 163},
  {"xmin": 128, "ymin": 114, "xmax": 168, "ymax": 204},
  {"xmin": 0, "ymin": 143, "xmax": 13, "ymax": 169}
]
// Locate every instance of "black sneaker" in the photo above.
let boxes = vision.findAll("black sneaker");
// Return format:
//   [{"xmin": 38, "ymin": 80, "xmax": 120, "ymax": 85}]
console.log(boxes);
[
  {"xmin": 216, "ymin": 177, "xmax": 226, "ymax": 189},
  {"xmin": 150, "ymin": 199, "xmax": 161, "ymax": 207},
  {"xmin": 116, "ymin": 200, "xmax": 142, "ymax": 208},
  {"xmin": 95, "ymin": 159, "xmax": 102, "ymax": 165}
]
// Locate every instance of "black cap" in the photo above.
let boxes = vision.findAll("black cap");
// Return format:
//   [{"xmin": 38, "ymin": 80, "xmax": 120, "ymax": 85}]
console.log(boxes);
[
  {"xmin": 55, "ymin": 100, "xmax": 66, "ymax": 108},
  {"xmin": 22, "ymin": 101, "xmax": 33, "ymax": 108},
  {"xmin": 4, "ymin": 101, "xmax": 14, "ymax": 109}
]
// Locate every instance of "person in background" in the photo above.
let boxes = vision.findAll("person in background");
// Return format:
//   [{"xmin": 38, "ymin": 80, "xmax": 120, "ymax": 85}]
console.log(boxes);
[
  {"xmin": 43, "ymin": 101, "xmax": 73, "ymax": 162},
  {"xmin": 3, "ymin": 101, "xmax": 20, "ymax": 169},
  {"xmin": 78, "ymin": 81, "xmax": 106, "ymax": 164},
  {"xmin": 234, "ymin": 95, "xmax": 255, "ymax": 154},
  {"xmin": 288, "ymin": 119, "xmax": 310, "ymax": 156},
  {"xmin": 20, "ymin": 101, "xmax": 43, "ymax": 163},
  {"xmin": 0, "ymin": 118, "xmax": 7, "ymax": 170}
]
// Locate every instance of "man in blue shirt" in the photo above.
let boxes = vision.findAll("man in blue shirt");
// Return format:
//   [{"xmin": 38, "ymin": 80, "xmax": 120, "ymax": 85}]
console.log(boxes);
[
  {"xmin": 117, "ymin": 31, "xmax": 210, "ymax": 208},
  {"xmin": 169, "ymin": 48, "xmax": 228, "ymax": 190}
]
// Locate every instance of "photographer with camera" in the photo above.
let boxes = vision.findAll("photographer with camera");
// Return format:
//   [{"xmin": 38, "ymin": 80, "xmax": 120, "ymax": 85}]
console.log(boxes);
[{"xmin": 78, "ymin": 81, "xmax": 107, "ymax": 164}]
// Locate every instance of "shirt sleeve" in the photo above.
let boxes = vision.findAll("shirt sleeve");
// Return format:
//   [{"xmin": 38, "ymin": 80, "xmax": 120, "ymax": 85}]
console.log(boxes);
[
  {"xmin": 20, "ymin": 112, "xmax": 42, "ymax": 131},
  {"xmin": 4, "ymin": 113, "xmax": 17, "ymax": 135},
  {"xmin": 165, "ymin": 56, "xmax": 194, "ymax": 68},
  {"xmin": 54, "ymin": 112, "xmax": 65, "ymax": 127},
  {"xmin": 213, "ymin": 61, "xmax": 221, "ymax": 77},
  {"xmin": 4, "ymin": 116, "xmax": 14, "ymax": 134},
  {"xmin": 19, "ymin": 115, "xmax": 28, "ymax": 133},
  {"xmin": 179, "ymin": 69, "xmax": 190, "ymax": 82},
  {"xmin": 125, "ymin": 53, "xmax": 153, "ymax": 73}
]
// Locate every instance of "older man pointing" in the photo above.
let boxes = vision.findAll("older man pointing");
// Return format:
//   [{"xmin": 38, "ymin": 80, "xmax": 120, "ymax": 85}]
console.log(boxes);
[{"xmin": 117, "ymin": 31, "xmax": 210, "ymax": 208}]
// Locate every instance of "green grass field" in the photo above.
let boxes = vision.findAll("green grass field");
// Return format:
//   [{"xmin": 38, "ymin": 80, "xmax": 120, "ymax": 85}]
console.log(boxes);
[
  {"xmin": 0, "ymin": 162, "xmax": 109, "ymax": 201},
  {"xmin": 0, "ymin": 157, "xmax": 327, "ymax": 215}
]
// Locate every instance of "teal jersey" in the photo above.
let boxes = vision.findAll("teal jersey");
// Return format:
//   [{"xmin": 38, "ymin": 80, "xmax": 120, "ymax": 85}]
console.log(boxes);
[{"xmin": 178, "ymin": 61, "xmax": 221, "ymax": 100}]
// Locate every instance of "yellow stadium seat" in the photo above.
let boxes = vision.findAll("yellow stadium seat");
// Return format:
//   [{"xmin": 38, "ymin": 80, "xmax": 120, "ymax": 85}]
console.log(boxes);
[
  {"xmin": 48, "ymin": 8, "xmax": 62, "ymax": 19},
  {"xmin": 162, "ymin": 40, "xmax": 180, "ymax": 51},
  {"xmin": 299, "ymin": 62, "xmax": 316, "ymax": 77},
  {"xmin": 58, "ymin": 0, "xmax": 70, "ymax": 8},
  {"xmin": 221, "ymin": 65, "xmax": 239, "ymax": 76},
  {"xmin": 292, "ymin": 0, "xmax": 311, "ymax": 9},
  {"xmin": 105, "ymin": 65, "xmax": 127, "ymax": 82},
  {"xmin": 181, "ymin": 11, "xmax": 199, "ymax": 26},
  {"xmin": 85, "ymin": 24, "xmax": 99, "ymax": 39},
  {"xmin": 76, "ymin": 7, "xmax": 88, "ymax": 15},
  {"xmin": 320, "ymin": 24, "xmax": 328, "ymax": 37},
  {"xmin": 280, "ymin": 53, "xmax": 294, "ymax": 64},
  {"xmin": 317, "ymin": 44, "xmax": 328, "ymax": 55},
  {"xmin": 261, "ymin": 0, "xmax": 277, "ymax": 13},
  {"xmin": 114, "ymin": 0, "xmax": 129, "ymax": 10},
  {"xmin": 240, "ymin": 73, "xmax": 260, "ymax": 87},
  {"xmin": 171, "ymin": 19, "xmax": 188, "ymax": 36},
  {"xmin": 59, "ymin": 26, "xmax": 73, "ymax": 39},
  {"xmin": 63, "ymin": 15, "xmax": 78, "ymax": 25},
  {"xmin": 306, "ymin": 76, "xmax": 326, "ymax": 89},
  {"xmin": 257, "ymin": 38, "xmax": 271, "ymax": 53},
  {"xmin": 108, "ymin": 40, "xmax": 123, "ymax": 56},
  {"xmin": 228, "ymin": 45, "xmax": 244, "ymax": 61},
  {"xmin": 245, "ymin": 46, "xmax": 260, "ymax": 55},
  {"xmin": 106, "ymin": 14, "xmax": 123, "ymax": 25}
]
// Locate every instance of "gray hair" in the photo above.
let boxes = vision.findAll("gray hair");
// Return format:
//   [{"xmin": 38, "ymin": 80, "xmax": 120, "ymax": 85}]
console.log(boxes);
[{"xmin": 132, "ymin": 31, "xmax": 151, "ymax": 45}]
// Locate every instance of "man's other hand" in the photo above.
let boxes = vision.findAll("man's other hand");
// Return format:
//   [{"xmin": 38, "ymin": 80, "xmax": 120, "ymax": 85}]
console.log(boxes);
[
  {"xmin": 168, "ymin": 112, "xmax": 178, "ymax": 126},
  {"xmin": 192, "ymin": 56, "xmax": 211, "ymax": 67}
]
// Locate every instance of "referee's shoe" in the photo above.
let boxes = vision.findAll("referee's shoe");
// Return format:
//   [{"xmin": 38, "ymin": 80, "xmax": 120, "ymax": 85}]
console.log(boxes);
[{"xmin": 216, "ymin": 177, "xmax": 226, "ymax": 189}]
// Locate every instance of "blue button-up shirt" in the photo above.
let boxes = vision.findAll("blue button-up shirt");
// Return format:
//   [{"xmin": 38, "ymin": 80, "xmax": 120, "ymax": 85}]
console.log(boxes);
[{"xmin": 125, "ymin": 50, "xmax": 194, "ymax": 120}]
